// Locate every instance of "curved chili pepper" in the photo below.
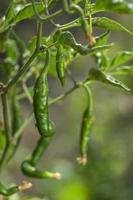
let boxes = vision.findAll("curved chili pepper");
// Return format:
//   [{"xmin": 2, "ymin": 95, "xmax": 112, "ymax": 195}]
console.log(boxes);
[
  {"xmin": 7, "ymin": 88, "xmax": 23, "ymax": 162},
  {"xmin": 71, "ymin": 4, "xmax": 89, "ymax": 38},
  {"xmin": 21, "ymin": 136, "xmax": 60, "ymax": 179},
  {"xmin": 0, "ymin": 181, "xmax": 32, "ymax": 196},
  {"xmin": 0, "ymin": 182, "xmax": 19, "ymax": 196},
  {"xmin": 62, "ymin": 1, "xmax": 89, "ymax": 38},
  {"xmin": 33, "ymin": 52, "xmax": 54, "ymax": 137},
  {"xmin": 59, "ymin": 31, "xmax": 112, "ymax": 55},
  {"xmin": 56, "ymin": 44, "xmax": 65, "ymax": 86},
  {"xmin": 21, "ymin": 50, "xmax": 61, "ymax": 180},
  {"xmin": 77, "ymin": 86, "xmax": 94, "ymax": 165}
]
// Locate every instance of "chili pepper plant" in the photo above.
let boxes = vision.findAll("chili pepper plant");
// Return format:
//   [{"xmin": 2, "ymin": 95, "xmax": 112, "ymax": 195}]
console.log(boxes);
[{"xmin": 0, "ymin": 0, "xmax": 133, "ymax": 198}]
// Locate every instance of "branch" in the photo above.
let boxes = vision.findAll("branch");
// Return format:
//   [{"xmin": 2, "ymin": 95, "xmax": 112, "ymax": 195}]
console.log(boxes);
[
  {"xmin": 3, "ymin": 51, "xmax": 37, "ymax": 93},
  {"xmin": 0, "ymin": 94, "xmax": 12, "ymax": 171},
  {"xmin": 13, "ymin": 80, "xmax": 91, "ymax": 141}
]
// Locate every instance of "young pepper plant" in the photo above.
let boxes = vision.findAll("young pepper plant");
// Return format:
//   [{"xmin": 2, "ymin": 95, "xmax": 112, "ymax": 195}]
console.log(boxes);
[{"xmin": 0, "ymin": 0, "xmax": 133, "ymax": 197}]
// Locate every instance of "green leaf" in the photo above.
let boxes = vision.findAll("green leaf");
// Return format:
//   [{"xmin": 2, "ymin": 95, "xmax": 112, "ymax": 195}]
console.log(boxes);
[
  {"xmin": 15, "ymin": 3, "xmax": 45, "ymax": 23},
  {"xmin": 87, "ymin": 68, "xmax": 130, "ymax": 91},
  {"xmin": 95, "ymin": 52, "xmax": 110, "ymax": 69},
  {"xmin": 0, "ymin": 3, "xmax": 23, "ymax": 33},
  {"xmin": 93, "ymin": 31, "xmax": 111, "ymax": 69},
  {"xmin": 0, "ymin": 38, "xmax": 20, "ymax": 79},
  {"xmin": 111, "ymin": 51, "xmax": 133, "ymax": 68},
  {"xmin": 95, "ymin": 31, "xmax": 111, "ymax": 47},
  {"xmin": 95, "ymin": 0, "xmax": 133, "ymax": 14},
  {"xmin": 111, "ymin": 66, "xmax": 133, "ymax": 75},
  {"xmin": 4, "ymin": 39, "xmax": 19, "ymax": 62},
  {"xmin": 92, "ymin": 17, "xmax": 133, "ymax": 35},
  {"xmin": 57, "ymin": 16, "xmax": 133, "ymax": 35},
  {"xmin": 0, "ymin": 3, "xmax": 45, "ymax": 33},
  {"xmin": 3, "ymin": 3, "xmax": 16, "ymax": 23}
]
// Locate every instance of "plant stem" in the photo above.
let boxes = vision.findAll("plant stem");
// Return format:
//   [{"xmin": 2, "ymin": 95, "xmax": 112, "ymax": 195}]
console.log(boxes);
[
  {"xmin": 41, "ymin": 9, "xmax": 63, "ymax": 21},
  {"xmin": 49, "ymin": 81, "xmax": 91, "ymax": 106},
  {"xmin": 14, "ymin": 113, "xmax": 34, "ymax": 142},
  {"xmin": 82, "ymin": 85, "xmax": 93, "ymax": 115},
  {"xmin": 36, "ymin": 21, "xmax": 43, "ymax": 49},
  {"xmin": 49, "ymin": 83, "xmax": 80, "ymax": 105},
  {"xmin": 0, "ymin": 94, "xmax": 11, "ymax": 171},
  {"xmin": 32, "ymin": 0, "xmax": 63, "ymax": 22},
  {"xmin": 2, "ymin": 42, "xmax": 57, "ymax": 95},
  {"xmin": 17, "ymin": 88, "xmax": 33, "ymax": 100},
  {"xmin": 22, "ymin": 82, "xmax": 33, "ymax": 103},
  {"xmin": 4, "ymin": 51, "xmax": 37, "ymax": 93},
  {"xmin": 1, "ymin": 94, "xmax": 11, "ymax": 143},
  {"xmin": 58, "ymin": 18, "xmax": 81, "ymax": 30}
]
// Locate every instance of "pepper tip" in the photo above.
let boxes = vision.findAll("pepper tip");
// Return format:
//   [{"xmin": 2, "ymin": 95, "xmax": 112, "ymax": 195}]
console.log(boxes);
[
  {"xmin": 18, "ymin": 181, "xmax": 32, "ymax": 191},
  {"xmin": 77, "ymin": 156, "xmax": 87, "ymax": 166},
  {"xmin": 52, "ymin": 172, "xmax": 61, "ymax": 180}
]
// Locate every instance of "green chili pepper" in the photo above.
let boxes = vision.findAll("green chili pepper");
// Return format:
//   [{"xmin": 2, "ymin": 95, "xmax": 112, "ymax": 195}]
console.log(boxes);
[
  {"xmin": 56, "ymin": 45, "xmax": 65, "ymax": 86},
  {"xmin": 0, "ymin": 181, "xmax": 32, "ymax": 196},
  {"xmin": 77, "ymin": 86, "xmax": 94, "ymax": 165},
  {"xmin": 62, "ymin": 1, "xmax": 89, "ymax": 38},
  {"xmin": 33, "ymin": 51, "xmax": 54, "ymax": 137},
  {"xmin": 0, "ymin": 182, "xmax": 19, "ymax": 196},
  {"xmin": 7, "ymin": 88, "xmax": 23, "ymax": 162},
  {"xmin": 71, "ymin": 4, "xmax": 89, "ymax": 38},
  {"xmin": 12, "ymin": 89, "xmax": 23, "ymax": 136},
  {"xmin": 21, "ymin": 50, "xmax": 61, "ymax": 180},
  {"xmin": 21, "ymin": 136, "xmax": 61, "ymax": 179},
  {"xmin": 59, "ymin": 31, "xmax": 113, "ymax": 55}
]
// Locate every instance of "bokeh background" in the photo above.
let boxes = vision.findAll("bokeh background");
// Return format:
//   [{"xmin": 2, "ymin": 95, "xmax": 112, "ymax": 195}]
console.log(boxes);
[{"xmin": 0, "ymin": 1, "xmax": 133, "ymax": 200}]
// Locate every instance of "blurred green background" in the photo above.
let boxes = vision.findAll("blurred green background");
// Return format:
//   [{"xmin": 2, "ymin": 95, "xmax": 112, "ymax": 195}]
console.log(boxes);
[{"xmin": 0, "ymin": 1, "xmax": 133, "ymax": 200}]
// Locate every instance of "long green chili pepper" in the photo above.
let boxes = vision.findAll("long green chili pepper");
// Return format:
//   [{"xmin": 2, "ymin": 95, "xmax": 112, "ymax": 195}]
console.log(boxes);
[
  {"xmin": 71, "ymin": 4, "xmax": 89, "ymax": 38},
  {"xmin": 12, "ymin": 89, "xmax": 23, "ymax": 136},
  {"xmin": 21, "ymin": 50, "xmax": 61, "ymax": 180},
  {"xmin": 56, "ymin": 45, "xmax": 65, "ymax": 86},
  {"xmin": 33, "ymin": 51, "xmax": 54, "ymax": 137},
  {"xmin": 0, "ymin": 181, "xmax": 32, "ymax": 196},
  {"xmin": 21, "ymin": 136, "xmax": 60, "ymax": 179},
  {"xmin": 77, "ymin": 86, "xmax": 94, "ymax": 165},
  {"xmin": 7, "ymin": 88, "xmax": 23, "ymax": 162},
  {"xmin": 0, "ymin": 182, "xmax": 19, "ymax": 197},
  {"xmin": 62, "ymin": 1, "xmax": 89, "ymax": 38}
]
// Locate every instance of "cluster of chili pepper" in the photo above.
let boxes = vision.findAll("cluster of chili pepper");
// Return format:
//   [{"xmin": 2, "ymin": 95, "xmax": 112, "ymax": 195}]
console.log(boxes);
[
  {"xmin": 0, "ymin": 0, "xmax": 106, "ymax": 195},
  {"xmin": 20, "ymin": 0, "xmax": 97, "ymax": 180}
]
